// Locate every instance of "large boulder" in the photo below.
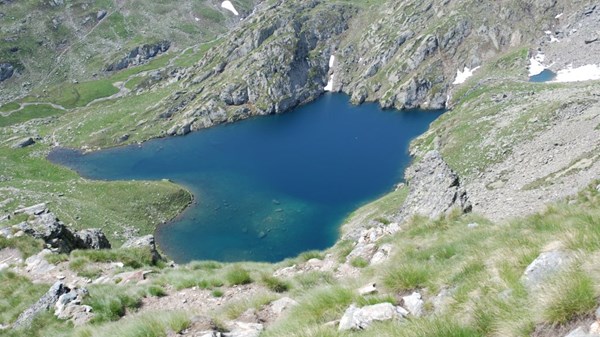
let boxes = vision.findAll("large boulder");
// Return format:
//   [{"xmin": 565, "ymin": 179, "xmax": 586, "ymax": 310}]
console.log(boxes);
[
  {"xmin": 13, "ymin": 282, "xmax": 68, "ymax": 329},
  {"xmin": 338, "ymin": 303, "xmax": 408, "ymax": 331},
  {"xmin": 122, "ymin": 235, "xmax": 161, "ymax": 262}
]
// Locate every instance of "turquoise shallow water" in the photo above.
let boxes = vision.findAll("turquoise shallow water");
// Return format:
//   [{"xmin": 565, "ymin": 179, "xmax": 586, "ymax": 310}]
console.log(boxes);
[
  {"xmin": 530, "ymin": 69, "xmax": 557, "ymax": 82},
  {"xmin": 49, "ymin": 94, "xmax": 443, "ymax": 262}
]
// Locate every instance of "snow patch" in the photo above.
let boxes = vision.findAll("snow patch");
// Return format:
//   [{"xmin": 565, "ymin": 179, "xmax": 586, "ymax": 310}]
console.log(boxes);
[
  {"xmin": 552, "ymin": 64, "xmax": 600, "ymax": 82},
  {"xmin": 555, "ymin": 13, "xmax": 563, "ymax": 19},
  {"xmin": 452, "ymin": 66, "xmax": 480, "ymax": 85},
  {"xmin": 221, "ymin": 1, "xmax": 239, "ymax": 16},
  {"xmin": 329, "ymin": 55, "xmax": 335, "ymax": 68},
  {"xmin": 324, "ymin": 74, "xmax": 334, "ymax": 91},
  {"xmin": 529, "ymin": 53, "xmax": 547, "ymax": 77}
]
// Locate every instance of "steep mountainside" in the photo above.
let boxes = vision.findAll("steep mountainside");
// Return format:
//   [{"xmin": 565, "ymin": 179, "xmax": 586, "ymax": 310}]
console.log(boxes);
[{"xmin": 1, "ymin": 0, "xmax": 600, "ymax": 337}]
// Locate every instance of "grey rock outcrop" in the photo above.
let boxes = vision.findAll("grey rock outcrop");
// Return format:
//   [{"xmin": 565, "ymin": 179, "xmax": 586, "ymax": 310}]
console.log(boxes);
[
  {"xmin": 11, "ymin": 206, "xmax": 110, "ymax": 253},
  {"xmin": 54, "ymin": 288, "xmax": 93, "ymax": 326},
  {"xmin": 75, "ymin": 229, "xmax": 111, "ymax": 250},
  {"xmin": 122, "ymin": 234, "xmax": 161, "ymax": 262},
  {"xmin": 106, "ymin": 41, "xmax": 171, "ymax": 72},
  {"xmin": 13, "ymin": 282, "xmax": 68, "ymax": 329},
  {"xmin": 0, "ymin": 62, "xmax": 14, "ymax": 82},
  {"xmin": 396, "ymin": 150, "xmax": 471, "ymax": 222},
  {"xmin": 338, "ymin": 303, "xmax": 408, "ymax": 331}
]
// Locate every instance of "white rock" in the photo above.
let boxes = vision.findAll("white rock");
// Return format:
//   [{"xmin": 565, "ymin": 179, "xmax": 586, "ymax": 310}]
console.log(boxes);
[
  {"xmin": 565, "ymin": 327, "xmax": 594, "ymax": 337},
  {"xmin": 467, "ymin": 222, "xmax": 479, "ymax": 228},
  {"xmin": 370, "ymin": 244, "xmax": 393, "ymax": 265},
  {"xmin": 270, "ymin": 297, "xmax": 298, "ymax": 315},
  {"xmin": 358, "ymin": 283, "xmax": 378, "ymax": 296},
  {"xmin": 338, "ymin": 303, "xmax": 406, "ymax": 331},
  {"xmin": 25, "ymin": 250, "xmax": 55, "ymax": 275},
  {"xmin": 402, "ymin": 292, "xmax": 424, "ymax": 317},
  {"xmin": 223, "ymin": 321, "xmax": 263, "ymax": 337},
  {"xmin": 14, "ymin": 203, "xmax": 47, "ymax": 216},
  {"xmin": 0, "ymin": 263, "xmax": 8, "ymax": 271},
  {"xmin": 590, "ymin": 321, "xmax": 600, "ymax": 335}
]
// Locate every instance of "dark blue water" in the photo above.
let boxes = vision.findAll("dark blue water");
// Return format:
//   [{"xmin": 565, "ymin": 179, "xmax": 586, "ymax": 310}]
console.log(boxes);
[
  {"xmin": 49, "ymin": 94, "xmax": 442, "ymax": 263},
  {"xmin": 530, "ymin": 69, "xmax": 556, "ymax": 82}
]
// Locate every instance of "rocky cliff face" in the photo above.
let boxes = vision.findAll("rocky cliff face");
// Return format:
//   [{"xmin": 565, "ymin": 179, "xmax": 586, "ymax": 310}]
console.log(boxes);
[
  {"xmin": 161, "ymin": 0, "xmax": 355, "ymax": 135},
  {"xmin": 156, "ymin": 0, "xmax": 588, "ymax": 134}
]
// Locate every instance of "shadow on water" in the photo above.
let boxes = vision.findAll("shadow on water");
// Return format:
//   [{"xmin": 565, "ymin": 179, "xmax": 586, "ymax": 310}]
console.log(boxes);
[{"xmin": 48, "ymin": 94, "xmax": 444, "ymax": 263}]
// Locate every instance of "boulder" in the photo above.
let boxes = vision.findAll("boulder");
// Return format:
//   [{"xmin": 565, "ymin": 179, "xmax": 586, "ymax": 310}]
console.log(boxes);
[
  {"xmin": 12, "ymin": 137, "xmax": 35, "ymax": 149},
  {"xmin": 338, "ymin": 303, "xmax": 408, "ymax": 331},
  {"xmin": 402, "ymin": 292, "xmax": 424, "ymax": 317},
  {"xmin": 96, "ymin": 10, "xmax": 107, "ymax": 20},
  {"xmin": 122, "ymin": 235, "xmax": 161, "ymax": 262},
  {"xmin": 223, "ymin": 321, "xmax": 263, "ymax": 337},
  {"xmin": 54, "ymin": 288, "xmax": 93, "ymax": 326},
  {"xmin": 14, "ymin": 203, "xmax": 47, "ymax": 215},
  {"xmin": 564, "ymin": 327, "xmax": 597, "ymax": 337},
  {"xmin": 75, "ymin": 229, "xmax": 111, "ymax": 249},
  {"xmin": 0, "ymin": 62, "xmax": 14, "ymax": 82},
  {"xmin": 521, "ymin": 247, "xmax": 572, "ymax": 289},
  {"xmin": 269, "ymin": 297, "xmax": 298, "ymax": 316},
  {"xmin": 25, "ymin": 250, "xmax": 56, "ymax": 275},
  {"xmin": 358, "ymin": 283, "xmax": 378, "ymax": 296},
  {"xmin": 13, "ymin": 282, "xmax": 68, "ymax": 329}
]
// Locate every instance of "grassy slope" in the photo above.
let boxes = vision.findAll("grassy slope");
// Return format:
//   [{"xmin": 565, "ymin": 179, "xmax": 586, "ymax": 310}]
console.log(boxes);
[{"xmin": 0, "ymin": 146, "xmax": 192, "ymax": 246}]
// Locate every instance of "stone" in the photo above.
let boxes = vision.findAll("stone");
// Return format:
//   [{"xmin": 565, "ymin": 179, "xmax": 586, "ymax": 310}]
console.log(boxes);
[
  {"xmin": 75, "ymin": 229, "xmax": 111, "ymax": 249},
  {"xmin": 521, "ymin": 247, "xmax": 572, "ymax": 289},
  {"xmin": 370, "ymin": 244, "xmax": 393, "ymax": 265},
  {"xmin": 14, "ymin": 203, "xmax": 47, "ymax": 215},
  {"xmin": 122, "ymin": 235, "xmax": 161, "ymax": 262},
  {"xmin": 338, "ymin": 303, "xmax": 407, "ymax": 331},
  {"xmin": 12, "ymin": 137, "xmax": 35, "ymax": 149},
  {"xmin": 0, "ymin": 62, "xmax": 14, "ymax": 82},
  {"xmin": 270, "ymin": 297, "xmax": 298, "ymax": 316},
  {"xmin": 402, "ymin": 292, "xmax": 424, "ymax": 317},
  {"xmin": 467, "ymin": 222, "xmax": 479, "ymax": 229},
  {"xmin": 96, "ymin": 10, "xmax": 107, "ymax": 20},
  {"xmin": 590, "ymin": 321, "xmax": 600, "ymax": 334},
  {"xmin": 585, "ymin": 36, "xmax": 598, "ymax": 44},
  {"xmin": 358, "ymin": 283, "xmax": 378, "ymax": 296},
  {"xmin": 13, "ymin": 282, "xmax": 68, "ymax": 329},
  {"xmin": 25, "ymin": 250, "xmax": 56, "ymax": 275},
  {"xmin": 223, "ymin": 321, "xmax": 263, "ymax": 337},
  {"xmin": 565, "ymin": 327, "xmax": 595, "ymax": 337}
]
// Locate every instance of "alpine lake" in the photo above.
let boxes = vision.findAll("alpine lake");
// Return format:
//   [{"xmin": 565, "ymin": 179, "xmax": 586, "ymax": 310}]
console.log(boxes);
[{"xmin": 49, "ymin": 94, "xmax": 443, "ymax": 263}]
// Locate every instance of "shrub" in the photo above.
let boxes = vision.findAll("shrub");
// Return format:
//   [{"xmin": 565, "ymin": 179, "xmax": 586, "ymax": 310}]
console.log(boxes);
[
  {"xmin": 543, "ymin": 270, "xmax": 598, "ymax": 325},
  {"xmin": 383, "ymin": 263, "xmax": 430, "ymax": 292},
  {"xmin": 226, "ymin": 266, "xmax": 252, "ymax": 286},
  {"xmin": 261, "ymin": 274, "xmax": 290, "ymax": 293},
  {"xmin": 350, "ymin": 257, "xmax": 369, "ymax": 268}
]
